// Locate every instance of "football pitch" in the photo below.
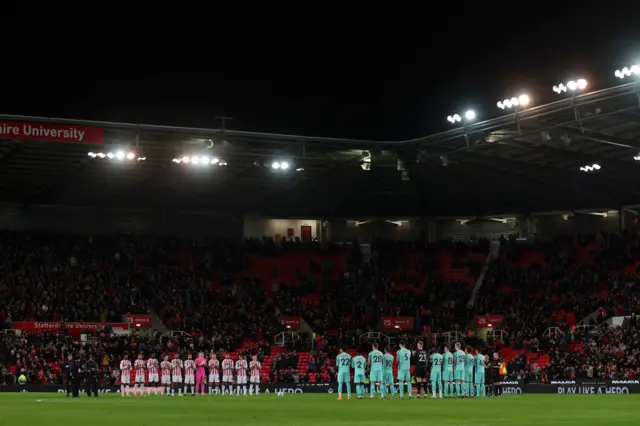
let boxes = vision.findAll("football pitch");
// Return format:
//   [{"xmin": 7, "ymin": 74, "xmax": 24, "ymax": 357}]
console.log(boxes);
[{"xmin": 1, "ymin": 393, "xmax": 639, "ymax": 425}]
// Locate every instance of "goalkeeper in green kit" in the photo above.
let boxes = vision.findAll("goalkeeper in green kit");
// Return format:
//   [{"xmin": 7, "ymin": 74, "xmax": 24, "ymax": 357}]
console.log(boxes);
[{"xmin": 336, "ymin": 347, "xmax": 352, "ymax": 400}]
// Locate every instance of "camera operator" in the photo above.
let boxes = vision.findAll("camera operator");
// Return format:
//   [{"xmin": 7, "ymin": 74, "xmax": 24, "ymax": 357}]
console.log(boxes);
[{"xmin": 83, "ymin": 354, "xmax": 100, "ymax": 398}]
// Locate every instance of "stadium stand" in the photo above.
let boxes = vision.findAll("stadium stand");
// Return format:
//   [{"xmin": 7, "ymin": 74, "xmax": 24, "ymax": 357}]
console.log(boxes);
[{"xmin": 3, "ymin": 229, "xmax": 640, "ymax": 385}]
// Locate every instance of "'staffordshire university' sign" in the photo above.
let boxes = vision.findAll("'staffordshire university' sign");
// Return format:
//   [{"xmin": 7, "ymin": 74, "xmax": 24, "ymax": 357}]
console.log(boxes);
[{"xmin": 0, "ymin": 120, "xmax": 104, "ymax": 144}]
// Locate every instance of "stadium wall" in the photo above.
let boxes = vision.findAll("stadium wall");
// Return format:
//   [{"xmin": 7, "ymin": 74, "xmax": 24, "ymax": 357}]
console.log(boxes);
[
  {"xmin": 436, "ymin": 218, "xmax": 519, "ymax": 240},
  {"xmin": 2, "ymin": 380, "xmax": 639, "ymax": 394},
  {"xmin": 0, "ymin": 203, "xmax": 242, "ymax": 238},
  {"xmin": 330, "ymin": 219, "xmax": 426, "ymax": 243},
  {"xmin": 536, "ymin": 211, "xmax": 625, "ymax": 236},
  {"xmin": 243, "ymin": 216, "xmax": 319, "ymax": 240}
]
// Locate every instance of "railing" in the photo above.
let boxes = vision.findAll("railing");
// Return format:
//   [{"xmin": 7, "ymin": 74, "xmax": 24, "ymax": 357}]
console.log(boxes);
[
  {"xmin": 421, "ymin": 333, "xmax": 439, "ymax": 347},
  {"xmin": 359, "ymin": 332, "xmax": 391, "ymax": 346},
  {"xmin": 441, "ymin": 331, "xmax": 466, "ymax": 347},
  {"xmin": 167, "ymin": 331, "xmax": 188, "ymax": 338},
  {"xmin": 543, "ymin": 327, "xmax": 565, "ymax": 338},
  {"xmin": 487, "ymin": 329, "xmax": 507, "ymax": 344},
  {"xmin": 274, "ymin": 331, "xmax": 300, "ymax": 347}
]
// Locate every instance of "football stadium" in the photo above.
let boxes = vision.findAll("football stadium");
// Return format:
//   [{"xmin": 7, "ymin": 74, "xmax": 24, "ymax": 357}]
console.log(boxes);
[{"xmin": 3, "ymin": 66, "xmax": 640, "ymax": 426}]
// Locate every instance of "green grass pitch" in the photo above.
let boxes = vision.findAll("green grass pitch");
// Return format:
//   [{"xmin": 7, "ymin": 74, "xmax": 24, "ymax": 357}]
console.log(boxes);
[{"xmin": 0, "ymin": 393, "xmax": 639, "ymax": 425}]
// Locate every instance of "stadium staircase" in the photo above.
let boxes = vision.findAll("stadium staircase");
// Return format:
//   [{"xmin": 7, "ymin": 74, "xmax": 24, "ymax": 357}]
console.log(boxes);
[
  {"xmin": 467, "ymin": 243, "xmax": 500, "ymax": 307},
  {"xmin": 150, "ymin": 310, "xmax": 169, "ymax": 334}
]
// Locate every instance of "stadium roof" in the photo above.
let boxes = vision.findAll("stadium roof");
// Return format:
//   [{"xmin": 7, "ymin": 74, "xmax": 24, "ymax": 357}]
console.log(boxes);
[{"xmin": 1, "ymin": 82, "xmax": 640, "ymax": 218}]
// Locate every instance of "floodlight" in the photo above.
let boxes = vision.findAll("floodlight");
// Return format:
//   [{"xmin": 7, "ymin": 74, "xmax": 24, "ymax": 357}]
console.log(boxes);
[
  {"xmin": 497, "ymin": 94, "xmax": 529, "ymax": 110},
  {"xmin": 614, "ymin": 65, "xmax": 640, "ymax": 79},
  {"xmin": 553, "ymin": 79, "xmax": 587, "ymax": 94},
  {"xmin": 446, "ymin": 111, "xmax": 474, "ymax": 125},
  {"xmin": 579, "ymin": 163, "xmax": 601, "ymax": 172}
]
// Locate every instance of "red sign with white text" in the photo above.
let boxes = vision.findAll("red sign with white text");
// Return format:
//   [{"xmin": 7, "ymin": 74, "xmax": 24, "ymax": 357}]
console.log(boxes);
[
  {"xmin": 0, "ymin": 121, "xmax": 104, "ymax": 145},
  {"xmin": 124, "ymin": 314, "xmax": 152, "ymax": 328},
  {"xmin": 475, "ymin": 315, "xmax": 504, "ymax": 328},
  {"xmin": 381, "ymin": 317, "xmax": 414, "ymax": 330},
  {"xmin": 12, "ymin": 321, "xmax": 129, "ymax": 337},
  {"xmin": 279, "ymin": 317, "xmax": 301, "ymax": 329}
]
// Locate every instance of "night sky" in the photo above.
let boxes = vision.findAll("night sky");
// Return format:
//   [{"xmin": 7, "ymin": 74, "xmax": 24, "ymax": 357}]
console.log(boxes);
[{"xmin": 3, "ymin": 8, "xmax": 640, "ymax": 141}]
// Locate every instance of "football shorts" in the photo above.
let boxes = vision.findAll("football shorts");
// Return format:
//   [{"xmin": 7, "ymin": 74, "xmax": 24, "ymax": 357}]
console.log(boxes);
[{"xmin": 397, "ymin": 370, "xmax": 411, "ymax": 381}]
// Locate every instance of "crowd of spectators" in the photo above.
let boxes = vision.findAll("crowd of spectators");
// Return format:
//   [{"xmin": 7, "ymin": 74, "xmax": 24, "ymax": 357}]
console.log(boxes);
[{"xmin": 3, "ymin": 229, "xmax": 640, "ymax": 385}]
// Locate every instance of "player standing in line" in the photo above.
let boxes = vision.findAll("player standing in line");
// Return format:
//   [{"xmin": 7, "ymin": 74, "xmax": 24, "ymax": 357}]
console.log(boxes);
[
  {"xmin": 249, "ymin": 355, "xmax": 261, "ymax": 395},
  {"xmin": 184, "ymin": 353, "xmax": 197, "ymax": 396},
  {"xmin": 336, "ymin": 347, "xmax": 352, "ymax": 400},
  {"xmin": 133, "ymin": 353, "xmax": 146, "ymax": 397},
  {"xmin": 453, "ymin": 342, "xmax": 466, "ymax": 398},
  {"xmin": 235, "ymin": 354, "xmax": 248, "ymax": 396},
  {"xmin": 368, "ymin": 342, "xmax": 384, "ymax": 399},
  {"xmin": 147, "ymin": 353, "xmax": 160, "ymax": 396},
  {"xmin": 352, "ymin": 350, "xmax": 366, "ymax": 400},
  {"xmin": 160, "ymin": 355, "xmax": 172, "ymax": 396},
  {"xmin": 474, "ymin": 350, "xmax": 485, "ymax": 397},
  {"xmin": 171, "ymin": 354, "xmax": 184, "ymax": 396},
  {"xmin": 430, "ymin": 349, "xmax": 443, "ymax": 399},
  {"xmin": 119, "ymin": 353, "xmax": 132, "ymax": 397},
  {"xmin": 396, "ymin": 340, "xmax": 412, "ymax": 399},
  {"xmin": 442, "ymin": 346, "xmax": 454, "ymax": 398},
  {"xmin": 464, "ymin": 347, "xmax": 475, "ymax": 397},
  {"xmin": 195, "ymin": 352, "xmax": 207, "ymax": 396},
  {"xmin": 208, "ymin": 353, "xmax": 220, "ymax": 395},
  {"xmin": 414, "ymin": 341, "xmax": 428, "ymax": 398},
  {"xmin": 382, "ymin": 348, "xmax": 396, "ymax": 399},
  {"xmin": 221, "ymin": 353, "xmax": 234, "ymax": 395}
]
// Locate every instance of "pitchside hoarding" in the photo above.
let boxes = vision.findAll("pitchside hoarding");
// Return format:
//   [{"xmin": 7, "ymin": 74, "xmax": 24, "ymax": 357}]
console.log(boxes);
[
  {"xmin": 11, "ymin": 321, "xmax": 129, "ymax": 337},
  {"xmin": 3, "ymin": 380, "xmax": 640, "ymax": 394},
  {"xmin": 0, "ymin": 120, "xmax": 104, "ymax": 145}
]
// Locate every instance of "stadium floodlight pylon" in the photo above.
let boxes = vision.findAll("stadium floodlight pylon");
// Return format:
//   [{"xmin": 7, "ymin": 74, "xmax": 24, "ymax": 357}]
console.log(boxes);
[
  {"xmin": 553, "ymin": 79, "xmax": 587, "ymax": 94},
  {"xmin": 614, "ymin": 65, "xmax": 640, "ymax": 79},
  {"xmin": 497, "ymin": 94, "xmax": 530, "ymax": 110}
]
